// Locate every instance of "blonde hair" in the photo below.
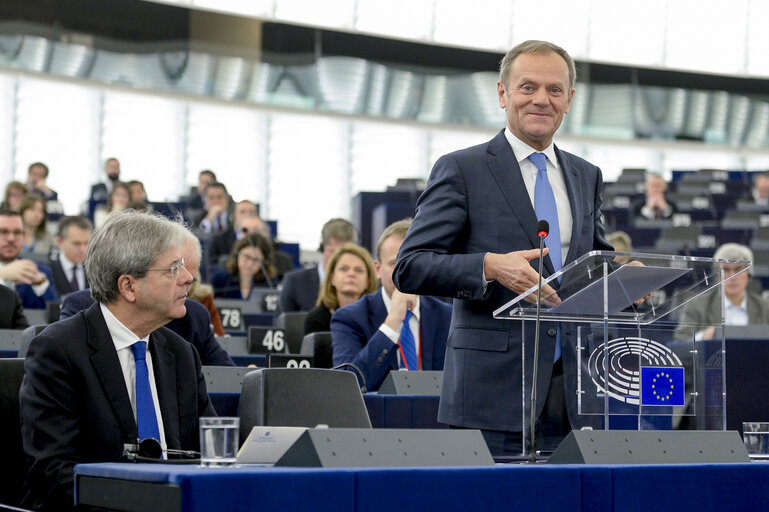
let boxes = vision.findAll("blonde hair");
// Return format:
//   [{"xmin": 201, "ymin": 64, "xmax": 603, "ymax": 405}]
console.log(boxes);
[{"xmin": 317, "ymin": 243, "xmax": 378, "ymax": 310}]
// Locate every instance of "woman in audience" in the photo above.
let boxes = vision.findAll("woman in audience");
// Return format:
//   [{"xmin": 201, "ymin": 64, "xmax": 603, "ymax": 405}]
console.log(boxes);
[
  {"xmin": 212, "ymin": 233, "xmax": 277, "ymax": 300},
  {"xmin": 94, "ymin": 182, "xmax": 131, "ymax": 228},
  {"xmin": 19, "ymin": 194, "xmax": 54, "ymax": 255},
  {"xmin": 303, "ymin": 243, "xmax": 378, "ymax": 336},
  {"xmin": 188, "ymin": 271, "xmax": 226, "ymax": 336},
  {"xmin": 2, "ymin": 181, "xmax": 27, "ymax": 211}
]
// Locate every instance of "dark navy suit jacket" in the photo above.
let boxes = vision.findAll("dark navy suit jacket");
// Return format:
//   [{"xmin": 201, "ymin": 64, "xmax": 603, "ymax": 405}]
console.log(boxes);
[
  {"xmin": 15, "ymin": 262, "xmax": 58, "ymax": 309},
  {"xmin": 331, "ymin": 288, "xmax": 452, "ymax": 391},
  {"xmin": 48, "ymin": 256, "xmax": 89, "ymax": 297},
  {"xmin": 19, "ymin": 303, "xmax": 215, "ymax": 510},
  {"xmin": 393, "ymin": 130, "xmax": 612, "ymax": 432},
  {"xmin": 60, "ymin": 290, "xmax": 234, "ymax": 367},
  {"xmin": 279, "ymin": 266, "xmax": 320, "ymax": 312}
]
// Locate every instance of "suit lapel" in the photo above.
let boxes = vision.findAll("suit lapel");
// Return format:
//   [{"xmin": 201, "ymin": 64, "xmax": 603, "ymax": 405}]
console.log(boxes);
[
  {"xmin": 555, "ymin": 145, "xmax": 583, "ymax": 265},
  {"xmin": 85, "ymin": 304, "xmax": 138, "ymax": 442},
  {"xmin": 149, "ymin": 329, "xmax": 180, "ymax": 449}
]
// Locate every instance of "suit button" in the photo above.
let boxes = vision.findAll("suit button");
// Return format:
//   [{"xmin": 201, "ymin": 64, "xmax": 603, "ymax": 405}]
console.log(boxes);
[{"xmin": 547, "ymin": 328, "xmax": 556, "ymax": 337}]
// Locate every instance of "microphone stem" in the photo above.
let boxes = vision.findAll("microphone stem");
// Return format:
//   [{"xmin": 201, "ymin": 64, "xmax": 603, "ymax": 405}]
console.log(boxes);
[{"xmin": 529, "ymin": 235, "xmax": 546, "ymax": 464}]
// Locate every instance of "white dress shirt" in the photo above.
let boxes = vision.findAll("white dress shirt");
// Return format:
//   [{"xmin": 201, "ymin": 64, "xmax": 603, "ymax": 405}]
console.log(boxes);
[
  {"xmin": 378, "ymin": 290, "xmax": 421, "ymax": 368},
  {"xmin": 58, "ymin": 253, "xmax": 86, "ymax": 291},
  {"xmin": 100, "ymin": 303, "xmax": 167, "ymax": 449},
  {"xmin": 504, "ymin": 128, "xmax": 573, "ymax": 266}
]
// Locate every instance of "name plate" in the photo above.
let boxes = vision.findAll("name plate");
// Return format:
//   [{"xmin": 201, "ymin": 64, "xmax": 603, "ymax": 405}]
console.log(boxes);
[
  {"xmin": 218, "ymin": 307, "xmax": 243, "ymax": 330},
  {"xmin": 268, "ymin": 354, "xmax": 314, "ymax": 368},
  {"xmin": 248, "ymin": 327, "xmax": 287, "ymax": 354}
]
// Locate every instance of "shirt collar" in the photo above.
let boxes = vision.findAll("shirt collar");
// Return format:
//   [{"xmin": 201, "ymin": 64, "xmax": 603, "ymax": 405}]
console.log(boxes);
[
  {"xmin": 504, "ymin": 127, "xmax": 558, "ymax": 167},
  {"xmin": 380, "ymin": 287, "xmax": 421, "ymax": 322},
  {"xmin": 100, "ymin": 302, "xmax": 149, "ymax": 351},
  {"xmin": 58, "ymin": 253, "xmax": 77, "ymax": 274},
  {"xmin": 725, "ymin": 294, "xmax": 748, "ymax": 312}
]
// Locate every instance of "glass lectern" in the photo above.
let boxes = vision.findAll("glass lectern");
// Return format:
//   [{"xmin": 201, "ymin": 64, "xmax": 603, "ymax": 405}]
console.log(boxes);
[{"xmin": 493, "ymin": 250, "xmax": 750, "ymax": 456}]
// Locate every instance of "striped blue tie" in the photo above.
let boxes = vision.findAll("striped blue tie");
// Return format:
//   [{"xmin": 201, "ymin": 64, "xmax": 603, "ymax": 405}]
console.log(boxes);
[
  {"xmin": 400, "ymin": 310, "xmax": 418, "ymax": 371},
  {"xmin": 528, "ymin": 152, "xmax": 562, "ymax": 362},
  {"xmin": 131, "ymin": 341, "xmax": 161, "ymax": 441}
]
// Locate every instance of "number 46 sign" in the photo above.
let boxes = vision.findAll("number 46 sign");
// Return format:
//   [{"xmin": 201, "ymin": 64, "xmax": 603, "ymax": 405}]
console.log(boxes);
[{"xmin": 247, "ymin": 327, "xmax": 287, "ymax": 354}]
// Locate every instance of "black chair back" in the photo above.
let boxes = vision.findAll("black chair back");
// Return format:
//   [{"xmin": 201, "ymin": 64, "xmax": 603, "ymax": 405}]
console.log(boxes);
[
  {"xmin": 238, "ymin": 368, "xmax": 371, "ymax": 444},
  {"xmin": 300, "ymin": 332, "xmax": 332, "ymax": 368},
  {"xmin": 274, "ymin": 312, "xmax": 308, "ymax": 354}
]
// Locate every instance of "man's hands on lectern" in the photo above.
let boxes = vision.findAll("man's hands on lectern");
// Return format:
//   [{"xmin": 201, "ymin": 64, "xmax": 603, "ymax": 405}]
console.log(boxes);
[{"xmin": 484, "ymin": 249, "xmax": 560, "ymax": 306}]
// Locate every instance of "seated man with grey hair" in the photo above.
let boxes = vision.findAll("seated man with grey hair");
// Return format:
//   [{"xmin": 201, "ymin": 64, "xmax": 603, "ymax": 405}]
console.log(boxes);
[
  {"xmin": 19, "ymin": 210, "xmax": 215, "ymax": 511},
  {"xmin": 675, "ymin": 243, "xmax": 769, "ymax": 340}
]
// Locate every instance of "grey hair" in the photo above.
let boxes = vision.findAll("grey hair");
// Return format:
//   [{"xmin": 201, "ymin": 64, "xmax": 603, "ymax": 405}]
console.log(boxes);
[
  {"xmin": 499, "ymin": 40, "xmax": 576, "ymax": 91},
  {"xmin": 86, "ymin": 210, "xmax": 189, "ymax": 303},
  {"xmin": 713, "ymin": 243, "xmax": 754, "ymax": 276}
]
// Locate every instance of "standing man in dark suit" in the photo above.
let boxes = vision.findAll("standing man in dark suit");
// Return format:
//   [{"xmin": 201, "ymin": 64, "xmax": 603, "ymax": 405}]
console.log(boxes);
[
  {"xmin": 49, "ymin": 216, "xmax": 92, "ymax": 297},
  {"xmin": 280, "ymin": 218, "xmax": 356, "ymax": 312},
  {"xmin": 0, "ymin": 209, "xmax": 58, "ymax": 309},
  {"xmin": 394, "ymin": 40, "xmax": 612, "ymax": 455},
  {"xmin": 332, "ymin": 219, "xmax": 452, "ymax": 391},
  {"xmin": 20, "ymin": 210, "xmax": 215, "ymax": 511}
]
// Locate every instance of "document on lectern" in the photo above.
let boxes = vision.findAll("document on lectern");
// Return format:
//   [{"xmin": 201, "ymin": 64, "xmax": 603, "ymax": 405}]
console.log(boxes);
[{"xmin": 550, "ymin": 265, "xmax": 691, "ymax": 316}]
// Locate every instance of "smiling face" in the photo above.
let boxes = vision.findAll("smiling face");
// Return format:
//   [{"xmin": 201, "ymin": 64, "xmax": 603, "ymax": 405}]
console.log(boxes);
[{"xmin": 497, "ymin": 51, "xmax": 574, "ymax": 151}]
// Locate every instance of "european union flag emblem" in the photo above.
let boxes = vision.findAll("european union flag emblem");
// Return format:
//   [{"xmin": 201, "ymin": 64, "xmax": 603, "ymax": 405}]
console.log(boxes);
[{"xmin": 641, "ymin": 367, "xmax": 685, "ymax": 406}]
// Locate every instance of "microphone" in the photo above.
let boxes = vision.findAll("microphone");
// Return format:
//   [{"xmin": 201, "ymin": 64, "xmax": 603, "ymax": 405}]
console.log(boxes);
[
  {"xmin": 242, "ymin": 227, "xmax": 282, "ymax": 314},
  {"xmin": 123, "ymin": 438, "xmax": 200, "ymax": 464},
  {"xmin": 529, "ymin": 219, "xmax": 549, "ymax": 464},
  {"xmin": 332, "ymin": 362, "xmax": 368, "ymax": 393}
]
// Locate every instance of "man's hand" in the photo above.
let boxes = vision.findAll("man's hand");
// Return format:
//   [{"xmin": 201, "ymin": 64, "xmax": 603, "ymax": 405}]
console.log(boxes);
[
  {"xmin": 383, "ymin": 289, "xmax": 417, "ymax": 331},
  {"xmin": 484, "ymin": 249, "xmax": 560, "ymax": 305},
  {"xmin": 205, "ymin": 203, "xmax": 227, "ymax": 221},
  {"xmin": 0, "ymin": 259, "xmax": 45, "ymax": 285}
]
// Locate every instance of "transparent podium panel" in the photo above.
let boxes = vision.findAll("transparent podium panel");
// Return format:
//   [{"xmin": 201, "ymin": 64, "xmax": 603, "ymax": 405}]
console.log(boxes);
[{"xmin": 496, "ymin": 250, "xmax": 749, "ymax": 445}]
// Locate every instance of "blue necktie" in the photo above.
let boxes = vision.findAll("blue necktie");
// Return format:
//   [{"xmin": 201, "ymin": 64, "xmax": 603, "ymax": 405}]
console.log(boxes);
[
  {"xmin": 131, "ymin": 341, "xmax": 161, "ymax": 441},
  {"xmin": 528, "ymin": 152, "xmax": 562, "ymax": 362},
  {"xmin": 400, "ymin": 310, "xmax": 418, "ymax": 371}
]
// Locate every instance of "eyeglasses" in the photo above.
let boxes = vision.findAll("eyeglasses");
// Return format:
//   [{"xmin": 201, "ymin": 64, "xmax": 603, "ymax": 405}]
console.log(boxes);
[
  {"xmin": 238, "ymin": 253, "xmax": 263, "ymax": 264},
  {"xmin": 0, "ymin": 229, "xmax": 24, "ymax": 238},
  {"xmin": 147, "ymin": 258, "xmax": 187, "ymax": 279}
]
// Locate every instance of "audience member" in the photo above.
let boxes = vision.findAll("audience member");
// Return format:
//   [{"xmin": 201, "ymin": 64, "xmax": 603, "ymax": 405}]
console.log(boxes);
[
  {"xmin": 127, "ymin": 180, "xmax": 148, "ymax": 203},
  {"xmin": 304, "ymin": 243, "xmax": 377, "ymax": 336},
  {"xmin": 632, "ymin": 173, "xmax": 677, "ymax": 220},
  {"xmin": 331, "ymin": 219, "xmax": 451, "ymax": 391},
  {"xmin": 19, "ymin": 194, "xmax": 54, "ymax": 256},
  {"xmin": 188, "ymin": 272, "xmax": 226, "ymax": 336},
  {"xmin": 2, "ymin": 181, "xmax": 26, "ymax": 211},
  {"xmin": 675, "ymin": 243, "xmax": 769, "ymax": 340},
  {"xmin": 194, "ymin": 182, "xmax": 231, "ymax": 233},
  {"xmin": 59, "ymin": 225, "xmax": 234, "ymax": 367},
  {"xmin": 606, "ymin": 230, "xmax": 633, "ymax": 264},
  {"xmin": 0, "ymin": 284, "xmax": 29, "ymax": 329},
  {"xmin": 89, "ymin": 157, "xmax": 121, "ymax": 203},
  {"xmin": 212, "ymin": 233, "xmax": 277, "ymax": 299},
  {"xmin": 280, "ymin": 218, "xmax": 356, "ymax": 312},
  {"xmin": 49, "ymin": 216, "xmax": 92, "ymax": 297},
  {"xmin": 240, "ymin": 215, "xmax": 295, "ymax": 277},
  {"xmin": 189, "ymin": 169, "xmax": 217, "ymax": 210},
  {"xmin": 0, "ymin": 209, "xmax": 58, "ymax": 309},
  {"xmin": 751, "ymin": 171, "xmax": 769, "ymax": 206},
  {"xmin": 19, "ymin": 210, "xmax": 215, "ymax": 511},
  {"xmin": 26, "ymin": 162, "xmax": 58, "ymax": 201},
  {"xmin": 207, "ymin": 199, "xmax": 258, "ymax": 264},
  {"xmin": 94, "ymin": 182, "xmax": 131, "ymax": 228}
]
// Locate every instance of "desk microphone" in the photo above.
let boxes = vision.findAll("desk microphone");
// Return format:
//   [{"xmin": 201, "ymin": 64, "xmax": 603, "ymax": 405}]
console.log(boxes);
[
  {"xmin": 123, "ymin": 438, "xmax": 199, "ymax": 464},
  {"xmin": 529, "ymin": 219, "xmax": 549, "ymax": 464}
]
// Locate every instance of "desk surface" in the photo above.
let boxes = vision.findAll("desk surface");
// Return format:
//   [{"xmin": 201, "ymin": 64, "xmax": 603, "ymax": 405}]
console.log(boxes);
[{"xmin": 76, "ymin": 461, "xmax": 769, "ymax": 512}]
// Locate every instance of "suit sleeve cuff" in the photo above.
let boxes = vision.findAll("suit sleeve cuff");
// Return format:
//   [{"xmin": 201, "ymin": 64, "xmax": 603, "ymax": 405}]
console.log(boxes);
[{"xmin": 378, "ymin": 323, "xmax": 400, "ymax": 344}]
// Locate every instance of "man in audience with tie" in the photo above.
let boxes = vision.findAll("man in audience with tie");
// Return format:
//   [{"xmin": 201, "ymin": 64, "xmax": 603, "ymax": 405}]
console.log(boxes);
[
  {"xmin": 19, "ymin": 210, "xmax": 215, "ymax": 511},
  {"xmin": 194, "ymin": 181, "xmax": 232, "ymax": 234},
  {"xmin": 331, "ymin": 219, "xmax": 452, "ymax": 391},
  {"xmin": 393, "ymin": 40, "xmax": 613, "ymax": 455},
  {"xmin": 48, "ymin": 215, "xmax": 92, "ymax": 297},
  {"xmin": 0, "ymin": 209, "xmax": 58, "ymax": 309},
  {"xmin": 280, "ymin": 217, "xmax": 357, "ymax": 312}
]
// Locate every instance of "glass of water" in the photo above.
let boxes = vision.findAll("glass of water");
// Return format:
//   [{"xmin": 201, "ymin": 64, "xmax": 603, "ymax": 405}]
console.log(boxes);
[
  {"xmin": 199, "ymin": 417, "xmax": 240, "ymax": 467},
  {"xmin": 743, "ymin": 422, "xmax": 769, "ymax": 461}
]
